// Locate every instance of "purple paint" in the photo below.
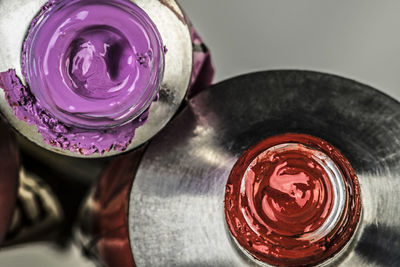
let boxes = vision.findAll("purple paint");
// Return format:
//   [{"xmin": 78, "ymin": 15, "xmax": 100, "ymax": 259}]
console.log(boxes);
[
  {"xmin": 0, "ymin": 0, "xmax": 164, "ymax": 155},
  {"xmin": 23, "ymin": 0, "xmax": 164, "ymax": 128},
  {"xmin": 0, "ymin": 0, "xmax": 215, "ymax": 155},
  {"xmin": 1, "ymin": 69, "xmax": 150, "ymax": 155}
]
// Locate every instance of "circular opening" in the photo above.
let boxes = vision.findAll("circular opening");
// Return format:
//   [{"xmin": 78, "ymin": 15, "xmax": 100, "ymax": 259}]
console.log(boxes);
[
  {"xmin": 23, "ymin": 0, "xmax": 164, "ymax": 129},
  {"xmin": 225, "ymin": 133, "xmax": 361, "ymax": 266}
]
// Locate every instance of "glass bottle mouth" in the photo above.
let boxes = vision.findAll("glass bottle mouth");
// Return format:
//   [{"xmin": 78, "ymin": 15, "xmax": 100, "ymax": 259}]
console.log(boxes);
[
  {"xmin": 224, "ymin": 133, "xmax": 362, "ymax": 266},
  {"xmin": 23, "ymin": 0, "xmax": 164, "ymax": 129}
]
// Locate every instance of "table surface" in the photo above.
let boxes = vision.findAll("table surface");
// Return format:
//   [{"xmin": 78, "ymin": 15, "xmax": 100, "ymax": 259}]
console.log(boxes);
[{"xmin": 1, "ymin": 0, "xmax": 399, "ymax": 266}]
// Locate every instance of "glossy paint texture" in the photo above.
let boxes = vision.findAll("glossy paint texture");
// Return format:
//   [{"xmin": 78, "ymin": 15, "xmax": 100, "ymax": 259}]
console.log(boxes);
[
  {"xmin": 240, "ymin": 143, "xmax": 335, "ymax": 237},
  {"xmin": 225, "ymin": 133, "xmax": 362, "ymax": 266},
  {"xmin": 0, "ymin": 0, "xmax": 164, "ymax": 155},
  {"xmin": 23, "ymin": 0, "xmax": 163, "ymax": 128}
]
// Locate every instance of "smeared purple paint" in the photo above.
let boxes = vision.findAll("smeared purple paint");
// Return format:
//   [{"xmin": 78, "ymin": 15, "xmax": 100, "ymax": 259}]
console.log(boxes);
[
  {"xmin": 1, "ymin": 0, "xmax": 164, "ymax": 155},
  {"xmin": 0, "ymin": 0, "xmax": 215, "ymax": 155},
  {"xmin": 1, "ymin": 69, "xmax": 151, "ymax": 155}
]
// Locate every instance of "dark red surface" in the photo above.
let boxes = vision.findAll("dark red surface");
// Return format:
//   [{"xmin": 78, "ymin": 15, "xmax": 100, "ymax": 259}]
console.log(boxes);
[
  {"xmin": 88, "ymin": 148, "xmax": 144, "ymax": 267},
  {"xmin": 96, "ymin": 226, "xmax": 135, "ymax": 267},
  {"xmin": 225, "ymin": 133, "xmax": 362, "ymax": 266},
  {"xmin": 0, "ymin": 118, "xmax": 19, "ymax": 244}
]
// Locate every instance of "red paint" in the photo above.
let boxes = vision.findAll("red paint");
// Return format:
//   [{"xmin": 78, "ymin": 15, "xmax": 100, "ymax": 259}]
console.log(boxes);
[
  {"xmin": 225, "ymin": 133, "xmax": 361, "ymax": 266},
  {"xmin": 242, "ymin": 144, "xmax": 334, "ymax": 238}
]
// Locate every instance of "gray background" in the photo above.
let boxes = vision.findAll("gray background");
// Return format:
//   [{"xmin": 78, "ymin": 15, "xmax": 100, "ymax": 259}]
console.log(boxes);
[{"xmin": 1, "ymin": 0, "xmax": 400, "ymax": 266}]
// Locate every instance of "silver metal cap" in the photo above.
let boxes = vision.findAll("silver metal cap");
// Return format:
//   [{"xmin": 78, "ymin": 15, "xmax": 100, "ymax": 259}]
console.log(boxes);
[{"xmin": 0, "ymin": 0, "xmax": 192, "ymax": 158}]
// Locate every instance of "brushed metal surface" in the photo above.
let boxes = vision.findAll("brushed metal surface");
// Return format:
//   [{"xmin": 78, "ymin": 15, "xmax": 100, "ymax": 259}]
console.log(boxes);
[
  {"xmin": 0, "ymin": 0, "xmax": 192, "ymax": 158},
  {"xmin": 130, "ymin": 71, "xmax": 400, "ymax": 266}
]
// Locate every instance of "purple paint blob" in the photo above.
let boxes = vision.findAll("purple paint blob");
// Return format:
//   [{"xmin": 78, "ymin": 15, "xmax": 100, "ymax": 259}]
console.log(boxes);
[
  {"xmin": 1, "ymin": 0, "xmax": 165, "ymax": 155},
  {"xmin": 24, "ymin": 0, "xmax": 164, "ymax": 128},
  {"xmin": 1, "ymin": 69, "xmax": 150, "ymax": 155},
  {"xmin": 0, "ymin": 0, "xmax": 215, "ymax": 155}
]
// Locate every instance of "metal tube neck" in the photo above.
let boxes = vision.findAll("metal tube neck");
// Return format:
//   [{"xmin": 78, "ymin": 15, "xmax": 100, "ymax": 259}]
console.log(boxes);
[{"xmin": 224, "ymin": 133, "xmax": 362, "ymax": 266}]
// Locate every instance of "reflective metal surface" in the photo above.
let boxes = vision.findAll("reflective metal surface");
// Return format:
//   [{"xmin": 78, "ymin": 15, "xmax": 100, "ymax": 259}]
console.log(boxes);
[
  {"xmin": 0, "ymin": 0, "xmax": 193, "ymax": 158},
  {"xmin": 130, "ymin": 71, "xmax": 400, "ymax": 266}
]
